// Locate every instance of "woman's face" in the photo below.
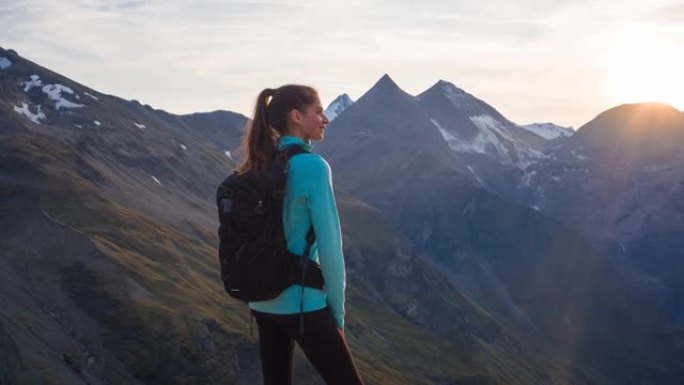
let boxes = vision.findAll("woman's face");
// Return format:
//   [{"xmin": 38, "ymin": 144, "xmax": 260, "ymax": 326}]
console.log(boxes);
[{"xmin": 289, "ymin": 96, "xmax": 329, "ymax": 141}]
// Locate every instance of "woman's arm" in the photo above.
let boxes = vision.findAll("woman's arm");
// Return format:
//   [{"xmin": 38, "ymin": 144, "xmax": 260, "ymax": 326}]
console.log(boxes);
[{"xmin": 306, "ymin": 156, "xmax": 346, "ymax": 328}]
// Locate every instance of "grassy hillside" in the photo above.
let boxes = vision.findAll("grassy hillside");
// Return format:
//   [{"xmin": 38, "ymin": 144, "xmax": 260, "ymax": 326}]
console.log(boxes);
[{"xmin": 1, "ymin": 132, "xmax": 564, "ymax": 384}]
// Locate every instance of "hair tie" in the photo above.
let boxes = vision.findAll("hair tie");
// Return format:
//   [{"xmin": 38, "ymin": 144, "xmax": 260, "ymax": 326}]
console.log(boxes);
[{"xmin": 263, "ymin": 88, "xmax": 276, "ymax": 106}]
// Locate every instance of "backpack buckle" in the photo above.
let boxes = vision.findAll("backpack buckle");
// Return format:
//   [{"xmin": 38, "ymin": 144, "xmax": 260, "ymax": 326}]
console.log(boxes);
[{"xmin": 220, "ymin": 186, "xmax": 234, "ymax": 198}]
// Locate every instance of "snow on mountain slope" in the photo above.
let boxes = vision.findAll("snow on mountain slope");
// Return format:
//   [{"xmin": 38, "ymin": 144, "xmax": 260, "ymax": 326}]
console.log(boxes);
[
  {"xmin": 521, "ymin": 123, "xmax": 574, "ymax": 139},
  {"xmin": 325, "ymin": 93, "xmax": 354, "ymax": 121},
  {"xmin": 0, "ymin": 56, "xmax": 11, "ymax": 70}
]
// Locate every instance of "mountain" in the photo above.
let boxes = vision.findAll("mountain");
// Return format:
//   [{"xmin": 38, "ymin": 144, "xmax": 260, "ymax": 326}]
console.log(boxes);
[
  {"xmin": 318, "ymin": 78, "xmax": 614, "ymax": 381},
  {"xmin": 0, "ymin": 46, "xmax": 258, "ymax": 384},
  {"xmin": 574, "ymin": 103, "xmax": 684, "ymax": 164},
  {"xmin": 520, "ymin": 102, "xmax": 684, "ymax": 240},
  {"xmin": 416, "ymin": 80, "xmax": 546, "ymax": 158},
  {"xmin": 417, "ymin": 79, "xmax": 551, "ymax": 199},
  {"xmin": 177, "ymin": 110, "xmax": 247, "ymax": 160},
  {"xmin": 520, "ymin": 102, "xmax": 684, "ymax": 262},
  {"xmin": 318, "ymin": 75, "xmax": 469, "ymax": 199},
  {"xmin": 319, "ymin": 76, "xmax": 550, "ymax": 204},
  {"xmin": 521, "ymin": 123, "xmax": 574, "ymax": 140},
  {"xmin": 324, "ymin": 93, "xmax": 353, "ymax": 121},
  {"xmin": 513, "ymin": 102, "xmax": 684, "ymax": 384}
]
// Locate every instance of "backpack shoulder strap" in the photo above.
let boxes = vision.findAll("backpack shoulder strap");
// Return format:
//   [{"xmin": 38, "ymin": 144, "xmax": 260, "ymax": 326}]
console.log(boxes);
[{"xmin": 279, "ymin": 145, "xmax": 309, "ymax": 159}]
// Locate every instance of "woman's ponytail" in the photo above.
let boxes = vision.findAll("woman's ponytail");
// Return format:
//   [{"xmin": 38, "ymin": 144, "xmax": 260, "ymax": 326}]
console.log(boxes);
[{"xmin": 237, "ymin": 88, "xmax": 276, "ymax": 174}]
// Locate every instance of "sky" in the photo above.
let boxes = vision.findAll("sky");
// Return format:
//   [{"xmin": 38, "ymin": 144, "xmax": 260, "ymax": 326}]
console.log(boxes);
[{"xmin": 2, "ymin": 0, "xmax": 683, "ymax": 129}]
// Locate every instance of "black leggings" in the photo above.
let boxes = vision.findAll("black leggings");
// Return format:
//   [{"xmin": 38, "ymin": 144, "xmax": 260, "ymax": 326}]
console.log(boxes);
[{"xmin": 251, "ymin": 307, "xmax": 364, "ymax": 385}]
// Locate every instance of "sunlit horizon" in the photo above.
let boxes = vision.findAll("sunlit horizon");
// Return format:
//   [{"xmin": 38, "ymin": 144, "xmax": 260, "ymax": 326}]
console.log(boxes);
[{"xmin": 602, "ymin": 24, "xmax": 684, "ymax": 114}]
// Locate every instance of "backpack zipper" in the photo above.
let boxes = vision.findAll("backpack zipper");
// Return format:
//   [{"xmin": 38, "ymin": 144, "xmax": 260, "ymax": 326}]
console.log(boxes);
[
  {"xmin": 230, "ymin": 242, "xmax": 249, "ymax": 293},
  {"xmin": 234, "ymin": 242, "xmax": 248, "ymax": 267}
]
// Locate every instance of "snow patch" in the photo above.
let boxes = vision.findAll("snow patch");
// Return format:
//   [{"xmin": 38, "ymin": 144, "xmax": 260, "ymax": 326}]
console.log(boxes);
[
  {"xmin": 433, "ymin": 114, "xmax": 546, "ymax": 170},
  {"xmin": 617, "ymin": 241, "xmax": 627, "ymax": 254},
  {"xmin": 23, "ymin": 75, "xmax": 43, "ymax": 91},
  {"xmin": 442, "ymin": 82, "xmax": 467, "ymax": 105},
  {"xmin": 74, "ymin": 124, "xmax": 83, "ymax": 128},
  {"xmin": 179, "ymin": 144, "xmax": 187, "ymax": 150},
  {"xmin": 471, "ymin": 115, "xmax": 549, "ymax": 169},
  {"xmin": 22, "ymin": 75, "xmax": 84, "ymax": 109},
  {"xmin": 151, "ymin": 176, "xmax": 161, "ymax": 185},
  {"xmin": 433, "ymin": 116, "xmax": 508, "ymax": 160},
  {"xmin": 325, "ymin": 94, "xmax": 354, "ymax": 121},
  {"xmin": 468, "ymin": 116, "xmax": 513, "ymax": 159},
  {"xmin": 93, "ymin": 120, "xmax": 101, "ymax": 126},
  {"xmin": 470, "ymin": 115, "xmax": 513, "ymax": 142},
  {"xmin": 42, "ymin": 84, "xmax": 84, "ymax": 109},
  {"xmin": 13, "ymin": 103, "xmax": 46, "ymax": 123},
  {"xmin": 0, "ymin": 56, "xmax": 12, "ymax": 70},
  {"xmin": 466, "ymin": 165, "xmax": 486, "ymax": 186},
  {"xmin": 437, "ymin": 115, "xmax": 509, "ymax": 159},
  {"xmin": 552, "ymin": 176, "xmax": 561, "ymax": 182},
  {"xmin": 517, "ymin": 156, "xmax": 540, "ymax": 170},
  {"xmin": 133, "ymin": 122, "xmax": 145, "ymax": 129},
  {"xmin": 520, "ymin": 170, "xmax": 538, "ymax": 187},
  {"xmin": 521, "ymin": 123, "xmax": 574, "ymax": 140},
  {"xmin": 571, "ymin": 150, "xmax": 588, "ymax": 161},
  {"xmin": 430, "ymin": 118, "xmax": 457, "ymax": 142},
  {"xmin": 84, "ymin": 91, "xmax": 99, "ymax": 100}
]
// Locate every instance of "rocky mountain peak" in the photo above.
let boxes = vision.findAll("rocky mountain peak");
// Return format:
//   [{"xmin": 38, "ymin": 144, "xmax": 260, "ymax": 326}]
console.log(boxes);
[
  {"xmin": 324, "ymin": 93, "xmax": 354, "ymax": 121},
  {"xmin": 377, "ymin": 73, "xmax": 398, "ymax": 87},
  {"xmin": 331, "ymin": 93, "xmax": 353, "ymax": 106},
  {"xmin": 579, "ymin": 102, "xmax": 683, "ymax": 132},
  {"xmin": 360, "ymin": 74, "xmax": 413, "ymax": 101},
  {"xmin": 421, "ymin": 79, "xmax": 468, "ymax": 101},
  {"xmin": 574, "ymin": 102, "xmax": 684, "ymax": 154}
]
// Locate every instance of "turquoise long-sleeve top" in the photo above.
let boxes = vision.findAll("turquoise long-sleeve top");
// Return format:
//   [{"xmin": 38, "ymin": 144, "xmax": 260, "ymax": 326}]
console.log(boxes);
[{"xmin": 248, "ymin": 135, "xmax": 347, "ymax": 328}]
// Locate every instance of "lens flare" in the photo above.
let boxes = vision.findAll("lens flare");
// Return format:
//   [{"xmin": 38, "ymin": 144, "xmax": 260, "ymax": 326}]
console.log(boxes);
[{"xmin": 603, "ymin": 27, "xmax": 684, "ymax": 111}]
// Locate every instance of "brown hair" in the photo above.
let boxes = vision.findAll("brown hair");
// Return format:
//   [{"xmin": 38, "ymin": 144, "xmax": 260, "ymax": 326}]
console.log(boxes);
[{"xmin": 236, "ymin": 85, "xmax": 318, "ymax": 174}]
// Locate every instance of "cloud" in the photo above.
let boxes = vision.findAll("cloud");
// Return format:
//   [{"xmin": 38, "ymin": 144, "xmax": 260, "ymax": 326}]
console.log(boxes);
[
  {"xmin": 1, "ymin": 0, "xmax": 681, "ymax": 128},
  {"xmin": 96, "ymin": 0, "xmax": 147, "ymax": 12},
  {"xmin": 649, "ymin": 2, "xmax": 684, "ymax": 22}
]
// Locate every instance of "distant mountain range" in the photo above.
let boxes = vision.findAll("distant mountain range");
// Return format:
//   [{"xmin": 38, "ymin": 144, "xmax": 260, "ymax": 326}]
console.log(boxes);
[
  {"xmin": 320, "ymin": 74, "xmax": 684, "ymax": 385},
  {"xmin": 2, "ymin": 46, "xmax": 683, "ymax": 385}
]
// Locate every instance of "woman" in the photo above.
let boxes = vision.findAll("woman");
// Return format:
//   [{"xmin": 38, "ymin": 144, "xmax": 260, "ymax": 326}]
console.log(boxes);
[{"xmin": 237, "ymin": 85, "xmax": 364, "ymax": 385}]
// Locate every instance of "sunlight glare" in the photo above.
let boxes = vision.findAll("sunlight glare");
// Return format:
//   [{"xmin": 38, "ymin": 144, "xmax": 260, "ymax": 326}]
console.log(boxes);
[{"xmin": 603, "ymin": 28, "xmax": 684, "ymax": 111}]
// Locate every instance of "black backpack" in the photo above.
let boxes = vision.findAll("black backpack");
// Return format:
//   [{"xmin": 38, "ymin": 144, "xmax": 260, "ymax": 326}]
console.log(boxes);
[{"xmin": 216, "ymin": 146, "xmax": 324, "ymax": 302}]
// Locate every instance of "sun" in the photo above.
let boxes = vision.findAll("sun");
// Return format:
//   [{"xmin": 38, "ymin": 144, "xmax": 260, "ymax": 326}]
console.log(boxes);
[{"xmin": 603, "ymin": 28, "xmax": 684, "ymax": 111}]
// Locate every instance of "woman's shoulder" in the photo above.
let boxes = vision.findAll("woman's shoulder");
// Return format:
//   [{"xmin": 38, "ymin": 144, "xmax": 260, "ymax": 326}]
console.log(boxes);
[{"xmin": 289, "ymin": 152, "xmax": 330, "ymax": 175}]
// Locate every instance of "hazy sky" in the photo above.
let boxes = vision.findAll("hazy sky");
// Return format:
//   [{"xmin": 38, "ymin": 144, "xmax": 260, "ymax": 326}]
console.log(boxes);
[{"xmin": 2, "ymin": 0, "xmax": 683, "ymax": 128}]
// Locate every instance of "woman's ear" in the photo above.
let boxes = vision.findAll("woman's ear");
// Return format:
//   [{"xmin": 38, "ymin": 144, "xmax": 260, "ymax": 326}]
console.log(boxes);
[{"xmin": 289, "ymin": 108, "xmax": 303, "ymax": 126}]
